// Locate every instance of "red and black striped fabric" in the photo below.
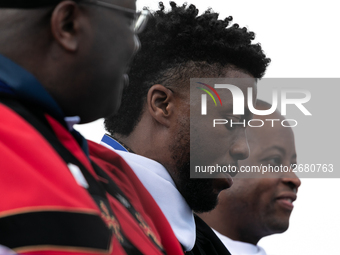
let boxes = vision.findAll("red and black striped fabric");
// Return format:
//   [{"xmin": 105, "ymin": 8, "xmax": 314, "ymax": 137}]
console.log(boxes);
[{"xmin": 0, "ymin": 95, "xmax": 183, "ymax": 255}]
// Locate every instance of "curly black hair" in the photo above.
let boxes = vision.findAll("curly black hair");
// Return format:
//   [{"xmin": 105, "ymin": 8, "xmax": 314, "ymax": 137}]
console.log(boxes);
[{"xmin": 105, "ymin": 1, "xmax": 270, "ymax": 136}]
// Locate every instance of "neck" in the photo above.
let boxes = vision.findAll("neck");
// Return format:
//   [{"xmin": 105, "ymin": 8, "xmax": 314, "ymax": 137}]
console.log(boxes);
[
  {"xmin": 114, "ymin": 129, "xmax": 168, "ymax": 163},
  {"xmin": 114, "ymin": 120, "xmax": 178, "ymax": 182},
  {"xmin": 199, "ymin": 211, "xmax": 262, "ymax": 245}
]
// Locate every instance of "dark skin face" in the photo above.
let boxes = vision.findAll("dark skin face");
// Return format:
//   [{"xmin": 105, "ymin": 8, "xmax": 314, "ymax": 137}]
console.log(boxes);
[
  {"xmin": 169, "ymin": 69, "xmax": 257, "ymax": 212},
  {"xmin": 198, "ymin": 109, "xmax": 301, "ymax": 244},
  {"xmin": 82, "ymin": 0, "xmax": 138, "ymax": 120},
  {"xmin": 118, "ymin": 68, "xmax": 256, "ymax": 213},
  {"xmin": 0, "ymin": 0, "xmax": 137, "ymax": 123}
]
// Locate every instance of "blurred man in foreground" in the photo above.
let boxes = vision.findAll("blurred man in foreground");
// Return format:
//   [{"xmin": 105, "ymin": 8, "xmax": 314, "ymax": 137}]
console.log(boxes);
[
  {"xmin": 102, "ymin": 2, "xmax": 270, "ymax": 254},
  {"xmin": 0, "ymin": 1, "xmax": 182, "ymax": 254},
  {"xmin": 198, "ymin": 100, "xmax": 301, "ymax": 255}
]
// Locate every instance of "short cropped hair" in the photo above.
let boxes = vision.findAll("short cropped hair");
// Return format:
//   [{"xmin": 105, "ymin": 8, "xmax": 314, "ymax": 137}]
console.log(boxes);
[{"xmin": 105, "ymin": 1, "xmax": 270, "ymax": 136}]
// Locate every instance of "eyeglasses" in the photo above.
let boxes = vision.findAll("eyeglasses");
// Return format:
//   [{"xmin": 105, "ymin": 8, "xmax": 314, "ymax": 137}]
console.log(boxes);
[{"xmin": 81, "ymin": 0, "xmax": 149, "ymax": 34}]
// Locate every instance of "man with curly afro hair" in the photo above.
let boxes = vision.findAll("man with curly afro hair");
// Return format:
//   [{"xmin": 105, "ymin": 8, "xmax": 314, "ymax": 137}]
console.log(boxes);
[{"xmin": 101, "ymin": 2, "xmax": 270, "ymax": 254}]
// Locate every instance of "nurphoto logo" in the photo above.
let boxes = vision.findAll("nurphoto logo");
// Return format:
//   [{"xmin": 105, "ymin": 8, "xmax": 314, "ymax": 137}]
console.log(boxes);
[{"xmin": 197, "ymin": 82, "xmax": 311, "ymax": 128}]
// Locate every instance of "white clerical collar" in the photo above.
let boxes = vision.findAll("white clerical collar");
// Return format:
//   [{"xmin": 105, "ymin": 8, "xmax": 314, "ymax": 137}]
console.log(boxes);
[
  {"xmin": 213, "ymin": 229, "xmax": 267, "ymax": 255},
  {"xmin": 100, "ymin": 135, "xmax": 196, "ymax": 251}
]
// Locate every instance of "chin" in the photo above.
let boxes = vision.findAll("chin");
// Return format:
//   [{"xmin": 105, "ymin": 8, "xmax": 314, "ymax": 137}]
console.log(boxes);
[
  {"xmin": 104, "ymin": 99, "xmax": 122, "ymax": 119},
  {"xmin": 178, "ymin": 178, "xmax": 219, "ymax": 213},
  {"xmin": 188, "ymin": 193, "xmax": 219, "ymax": 214},
  {"xmin": 265, "ymin": 218, "xmax": 290, "ymax": 235},
  {"xmin": 211, "ymin": 176, "xmax": 233, "ymax": 194}
]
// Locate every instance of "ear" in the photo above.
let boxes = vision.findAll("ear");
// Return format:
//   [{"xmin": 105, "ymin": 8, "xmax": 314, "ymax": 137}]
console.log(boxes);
[
  {"xmin": 50, "ymin": 1, "xmax": 82, "ymax": 51},
  {"xmin": 147, "ymin": 84, "xmax": 174, "ymax": 128}
]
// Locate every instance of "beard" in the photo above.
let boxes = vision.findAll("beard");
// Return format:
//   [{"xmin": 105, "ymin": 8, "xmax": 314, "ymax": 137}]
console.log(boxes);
[
  {"xmin": 176, "ymin": 163, "xmax": 219, "ymax": 213},
  {"xmin": 169, "ymin": 121, "xmax": 219, "ymax": 213}
]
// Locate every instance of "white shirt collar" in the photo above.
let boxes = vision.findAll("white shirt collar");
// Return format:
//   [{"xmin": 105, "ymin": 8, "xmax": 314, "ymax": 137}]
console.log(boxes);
[
  {"xmin": 100, "ymin": 139, "xmax": 196, "ymax": 251},
  {"xmin": 213, "ymin": 229, "xmax": 267, "ymax": 255}
]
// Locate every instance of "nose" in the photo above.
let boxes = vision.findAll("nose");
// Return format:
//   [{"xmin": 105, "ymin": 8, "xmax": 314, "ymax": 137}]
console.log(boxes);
[
  {"xmin": 282, "ymin": 172, "xmax": 301, "ymax": 193},
  {"xmin": 229, "ymin": 129, "xmax": 250, "ymax": 161}
]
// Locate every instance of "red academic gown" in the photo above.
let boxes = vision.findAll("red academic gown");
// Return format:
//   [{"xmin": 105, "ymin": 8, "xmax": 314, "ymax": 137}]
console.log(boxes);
[{"xmin": 0, "ymin": 99, "xmax": 183, "ymax": 255}]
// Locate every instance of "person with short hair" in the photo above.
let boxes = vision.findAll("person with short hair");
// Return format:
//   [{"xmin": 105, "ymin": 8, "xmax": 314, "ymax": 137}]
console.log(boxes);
[
  {"xmin": 198, "ymin": 100, "xmax": 301, "ymax": 255},
  {"xmin": 102, "ymin": 2, "xmax": 270, "ymax": 254},
  {"xmin": 0, "ymin": 1, "xmax": 183, "ymax": 254}
]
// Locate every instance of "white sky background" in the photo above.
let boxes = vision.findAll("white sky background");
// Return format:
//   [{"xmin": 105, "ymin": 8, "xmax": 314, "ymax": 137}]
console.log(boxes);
[{"xmin": 75, "ymin": 1, "xmax": 340, "ymax": 254}]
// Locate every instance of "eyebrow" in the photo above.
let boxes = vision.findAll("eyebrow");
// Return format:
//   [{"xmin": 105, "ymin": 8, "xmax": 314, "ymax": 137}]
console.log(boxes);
[
  {"xmin": 261, "ymin": 146, "xmax": 297, "ymax": 160},
  {"xmin": 262, "ymin": 145, "xmax": 286, "ymax": 156}
]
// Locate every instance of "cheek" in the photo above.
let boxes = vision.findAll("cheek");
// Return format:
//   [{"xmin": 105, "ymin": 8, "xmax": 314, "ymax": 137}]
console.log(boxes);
[
  {"xmin": 225, "ymin": 180, "xmax": 254, "ymax": 202},
  {"xmin": 202, "ymin": 126, "xmax": 233, "ymax": 153},
  {"xmin": 232, "ymin": 180, "xmax": 274, "ymax": 207},
  {"xmin": 105, "ymin": 24, "xmax": 135, "ymax": 68},
  {"xmin": 251, "ymin": 180, "xmax": 278, "ymax": 207},
  {"xmin": 122, "ymin": 34, "xmax": 136, "ymax": 60}
]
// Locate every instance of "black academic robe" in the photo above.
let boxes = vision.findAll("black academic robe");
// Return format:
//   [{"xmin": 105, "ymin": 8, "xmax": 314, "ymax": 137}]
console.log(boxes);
[{"xmin": 186, "ymin": 214, "xmax": 232, "ymax": 255}]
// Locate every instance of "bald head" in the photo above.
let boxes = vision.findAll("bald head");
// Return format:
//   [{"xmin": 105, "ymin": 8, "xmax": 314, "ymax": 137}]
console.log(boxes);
[
  {"xmin": 0, "ymin": 8, "xmax": 50, "ymax": 51},
  {"xmin": 0, "ymin": 3, "xmax": 92, "ymax": 121},
  {"xmin": 0, "ymin": 0, "xmax": 137, "ymax": 123}
]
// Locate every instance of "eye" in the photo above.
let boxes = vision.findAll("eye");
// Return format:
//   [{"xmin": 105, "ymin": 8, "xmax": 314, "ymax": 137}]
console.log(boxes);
[
  {"xmin": 225, "ymin": 117, "xmax": 245, "ymax": 131},
  {"xmin": 265, "ymin": 156, "xmax": 282, "ymax": 166},
  {"xmin": 226, "ymin": 119, "xmax": 236, "ymax": 131},
  {"xmin": 124, "ymin": 13, "xmax": 135, "ymax": 28}
]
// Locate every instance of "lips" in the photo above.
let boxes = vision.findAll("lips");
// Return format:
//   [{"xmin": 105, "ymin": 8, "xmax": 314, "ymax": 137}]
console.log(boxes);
[
  {"xmin": 276, "ymin": 192, "xmax": 297, "ymax": 210},
  {"xmin": 225, "ymin": 163, "xmax": 239, "ymax": 177},
  {"xmin": 212, "ymin": 172, "xmax": 233, "ymax": 194},
  {"xmin": 281, "ymin": 197, "xmax": 293, "ymax": 203},
  {"xmin": 223, "ymin": 173, "xmax": 234, "ymax": 188}
]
